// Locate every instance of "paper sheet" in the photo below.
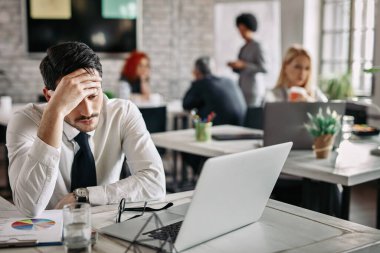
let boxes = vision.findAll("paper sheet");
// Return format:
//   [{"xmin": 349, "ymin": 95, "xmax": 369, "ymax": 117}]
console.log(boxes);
[
  {"xmin": 0, "ymin": 210, "xmax": 63, "ymax": 244},
  {"xmin": 0, "ymin": 198, "xmax": 17, "ymax": 212}
]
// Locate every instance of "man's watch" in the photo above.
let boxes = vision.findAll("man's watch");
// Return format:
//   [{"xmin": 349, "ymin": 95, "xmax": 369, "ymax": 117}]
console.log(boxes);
[{"xmin": 73, "ymin": 188, "xmax": 89, "ymax": 203}]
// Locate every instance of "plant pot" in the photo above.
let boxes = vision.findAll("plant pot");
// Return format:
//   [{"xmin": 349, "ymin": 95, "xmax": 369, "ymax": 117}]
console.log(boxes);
[{"xmin": 313, "ymin": 134, "xmax": 335, "ymax": 159}]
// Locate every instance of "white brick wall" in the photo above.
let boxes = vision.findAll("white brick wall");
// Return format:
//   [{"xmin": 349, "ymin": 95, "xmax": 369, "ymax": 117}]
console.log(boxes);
[{"xmin": 0, "ymin": 0, "xmax": 214, "ymax": 102}]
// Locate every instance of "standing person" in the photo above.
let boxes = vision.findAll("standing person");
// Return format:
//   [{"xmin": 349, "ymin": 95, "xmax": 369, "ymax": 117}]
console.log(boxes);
[
  {"xmin": 119, "ymin": 51, "xmax": 151, "ymax": 100},
  {"xmin": 228, "ymin": 13, "xmax": 266, "ymax": 107},
  {"xmin": 183, "ymin": 56, "xmax": 247, "ymax": 126},
  {"xmin": 266, "ymin": 45, "xmax": 327, "ymax": 102},
  {"xmin": 7, "ymin": 42, "xmax": 165, "ymax": 217}
]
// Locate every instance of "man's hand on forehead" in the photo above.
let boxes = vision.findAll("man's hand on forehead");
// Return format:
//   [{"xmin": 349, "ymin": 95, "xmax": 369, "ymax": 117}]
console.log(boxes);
[
  {"xmin": 47, "ymin": 85, "xmax": 101, "ymax": 98},
  {"xmin": 55, "ymin": 69, "xmax": 102, "ymax": 89},
  {"xmin": 46, "ymin": 68, "xmax": 102, "ymax": 111},
  {"xmin": 66, "ymin": 68, "xmax": 100, "ymax": 78}
]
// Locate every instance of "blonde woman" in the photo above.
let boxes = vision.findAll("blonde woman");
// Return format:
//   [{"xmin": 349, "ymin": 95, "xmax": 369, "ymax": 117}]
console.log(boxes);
[{"xmin": 266, "ymin": 45, "xmax": 327, "ymax": 102}]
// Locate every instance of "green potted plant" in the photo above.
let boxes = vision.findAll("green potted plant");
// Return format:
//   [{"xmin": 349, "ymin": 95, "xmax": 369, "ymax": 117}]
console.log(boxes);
[
  {"xmin": 304, "ymin": 107, "xmax": 342, "ymax": 159},
  {"xmin": 320, "ymin": 72, "xmax": 353, "ymax": 100}
]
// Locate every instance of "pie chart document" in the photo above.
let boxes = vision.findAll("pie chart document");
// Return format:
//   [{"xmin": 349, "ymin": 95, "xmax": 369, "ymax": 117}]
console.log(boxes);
[{"xmin": 0, "ymin": 209, "xmax": 63, "ymax": 245}]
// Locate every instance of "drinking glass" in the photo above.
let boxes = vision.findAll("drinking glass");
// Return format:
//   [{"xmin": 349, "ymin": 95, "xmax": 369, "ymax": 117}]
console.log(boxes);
[
  {"xmin": 63, "ymin": 203, "xmax": 91, "ymax": 253},
  {"xmin": 342, "ymin": 115, "xmax": 354, "ymax": 140}
]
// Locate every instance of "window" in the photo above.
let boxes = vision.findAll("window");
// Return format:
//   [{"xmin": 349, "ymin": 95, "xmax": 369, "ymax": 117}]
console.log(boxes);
[{"xmin": 320, "ymin": 0, "xmax": 375, "ymax": 96}]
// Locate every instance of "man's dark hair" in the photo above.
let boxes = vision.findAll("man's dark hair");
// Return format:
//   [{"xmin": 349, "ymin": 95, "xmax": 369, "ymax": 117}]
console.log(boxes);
[
  {"xmin": 195, "ymin": 56, "xmax": 212, "ymax": 76},
  {"xmin": 236, "ymin": 13, "xmax": 258, "ymax": 32},
  {"xmin": 40, "ymin": 42, "xmax": 102, "ymax": 90}
]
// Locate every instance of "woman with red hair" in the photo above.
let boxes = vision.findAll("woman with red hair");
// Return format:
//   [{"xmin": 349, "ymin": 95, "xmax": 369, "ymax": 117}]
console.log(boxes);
[{"xmin": 119, "ymin": 51, "xmax": 151, "ymax": 99}]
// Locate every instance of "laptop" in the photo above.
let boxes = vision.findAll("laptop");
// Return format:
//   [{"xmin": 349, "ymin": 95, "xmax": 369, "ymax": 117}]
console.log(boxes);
[
  {"xmin": 100, "ymin": 142, "xmax": 292, "ymax": 252},
  {"xmin": 263, "ymin": 102, "xmax": 346, "ymax": 149}
]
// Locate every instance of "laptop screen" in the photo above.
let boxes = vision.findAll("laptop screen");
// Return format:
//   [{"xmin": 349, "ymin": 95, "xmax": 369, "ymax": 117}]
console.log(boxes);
[{"xmin": 263, "ymin": 102, "xmax": 346, "ymax": 149}]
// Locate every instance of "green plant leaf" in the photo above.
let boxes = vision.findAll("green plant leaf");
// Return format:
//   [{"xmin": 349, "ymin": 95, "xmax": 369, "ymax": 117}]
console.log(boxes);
[
  {"xmin": 363, "ymin": 67, "xmax": 380, "ymax": 73},
  {"xmin": 304, "ymin": 107, "xmax": 341, "ymax": 137}
]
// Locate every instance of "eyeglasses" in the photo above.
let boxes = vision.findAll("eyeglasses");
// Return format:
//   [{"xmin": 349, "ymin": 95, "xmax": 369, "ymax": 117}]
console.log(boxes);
[{"xmin": 116, "ymin": 198, "xmax": 174, "ymax": 223}]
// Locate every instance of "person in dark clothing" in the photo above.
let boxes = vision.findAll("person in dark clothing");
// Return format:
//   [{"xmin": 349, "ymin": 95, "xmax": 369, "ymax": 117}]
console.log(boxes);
[
  {"xmin": 181, "ymin": 57, "xmax": 247, "ymax": 180},
  {"xmin": 183, "ymin": 57, "xmax": 247, "ymax": 126}
]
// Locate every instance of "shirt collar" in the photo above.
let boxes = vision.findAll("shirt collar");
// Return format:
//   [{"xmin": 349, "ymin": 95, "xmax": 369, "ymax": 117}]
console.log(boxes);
[{"xmin": 63, "ymin": 121, "xmax": 95, "ymax": 142}]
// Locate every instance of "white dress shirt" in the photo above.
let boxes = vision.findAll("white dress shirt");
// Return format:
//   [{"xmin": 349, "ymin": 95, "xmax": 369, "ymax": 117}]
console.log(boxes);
[{"xmin": 6, "ymin": 96, "xmax": 165, "ymax": 217}]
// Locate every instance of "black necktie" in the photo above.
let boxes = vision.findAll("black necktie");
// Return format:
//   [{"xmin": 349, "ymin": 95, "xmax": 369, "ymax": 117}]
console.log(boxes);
[{"xmin": 71, "ymin": 132, "xmax": 97, "ymax": 191}]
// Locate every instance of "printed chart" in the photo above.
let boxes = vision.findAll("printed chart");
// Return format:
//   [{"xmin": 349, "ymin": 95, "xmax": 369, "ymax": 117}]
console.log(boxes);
[{"xmin": 11, "ymin": 219, "xmax": 55, "ymax": 231}]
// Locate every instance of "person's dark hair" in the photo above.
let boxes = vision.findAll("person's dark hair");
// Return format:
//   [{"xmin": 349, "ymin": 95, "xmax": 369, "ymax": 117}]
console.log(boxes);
[
  {"xmin": 236, "ymin": 13, "xmax": 258, "ymax": 32},
  {"xmin": 40, "ymin": 41, "xmax": 102, "ymax": 90},
  {"xmin": 195, "ymin": 56, "xmax": 212, "ymax": 76}
]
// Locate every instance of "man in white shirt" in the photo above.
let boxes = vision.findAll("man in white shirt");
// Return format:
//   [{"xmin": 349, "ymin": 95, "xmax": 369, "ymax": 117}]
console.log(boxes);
[{"xmin": 6, "ymin": 42, "xmax": 165, "ymax": 217}]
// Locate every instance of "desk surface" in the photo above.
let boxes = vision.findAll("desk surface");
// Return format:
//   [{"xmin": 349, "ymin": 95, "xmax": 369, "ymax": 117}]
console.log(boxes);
[
  {"xmin": 0, "ymin": 103, "xmax": 27, "ymax": 125},
  {"xmin": 151, "ymin": 125, "xmax": 380, "ymax": 187},
  {"xmin": 151, "ymin": 125, "xmax": 263, "ymax": 157},
  {"xmin": 285, "ymin": 138, "xmax": 380, "ymax": 186},
  {"xmin": 1, "ymin": 192, "xmax": 380, "ymax": 252}
]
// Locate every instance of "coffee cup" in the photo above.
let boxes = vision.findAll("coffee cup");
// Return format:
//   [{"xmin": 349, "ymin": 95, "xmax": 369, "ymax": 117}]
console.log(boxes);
[{"xmin": 288, "ymin": 87, "xmax": 307, "ymax": 102}]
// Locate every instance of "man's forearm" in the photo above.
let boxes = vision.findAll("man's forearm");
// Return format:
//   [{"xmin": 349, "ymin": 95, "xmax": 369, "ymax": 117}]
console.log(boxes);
[
  {"xmin": 87, "ymin": 161, "xmax": 166, "ymax": 205},
  {"xmin": 8, "ymin": 136, "xmax": 61, "ymax": 217},
  {"xmin": 37, "ymin": 106, "xmax": 65, "ymax": 148}
]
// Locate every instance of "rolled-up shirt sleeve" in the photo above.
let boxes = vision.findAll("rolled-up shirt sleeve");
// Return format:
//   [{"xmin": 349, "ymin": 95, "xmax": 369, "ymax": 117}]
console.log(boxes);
[
  {"xmin": 87, "ymin": 102, "xmax": 166, "ymax": 205},
  {"xmin": 7, "ymin": 111, "xmax": 61, "ymax": 217}
]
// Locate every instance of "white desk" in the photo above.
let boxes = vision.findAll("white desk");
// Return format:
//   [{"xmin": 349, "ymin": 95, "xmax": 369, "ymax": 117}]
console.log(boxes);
[
  {"xmin": 151, "ymin": 125, "xmax": 262, "ymax": 157},
  {"xmin": 0, "ymin": 103, "xmax": 26, "ymax": 126},
  {"xmin": 151, "ymin": 125, "xmax": 380, "ymax": 227},
  {"xmin": 152, "ymin": 125, "xmax": 262, "ymax": 191},
  {"xmin": 1, "ymin": 192, "xmax": 380, "ymax": 252},
  {"xmin": 285, "ymin": 139, "xmax": 380, "ymax": 186},
  {"xmin": 283, "ymin": 137, "xmax": 380, "ymax": 224}
]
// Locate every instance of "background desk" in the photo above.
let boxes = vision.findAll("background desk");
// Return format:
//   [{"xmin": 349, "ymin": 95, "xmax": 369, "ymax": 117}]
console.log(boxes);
[
  {"xmin": 284, "ymin": 138, "xmax": 380, "ymax": 226},
  {"xmin": 1, "ymin": 192, "xmax": 380, "ymax": 252},
  {"xmin": 152, "ymin": 125, "xmax": 262, "ymax": 191},
  {"xmin": 0, "ymin": 103, "xmax": 26, "ymax": 126},
  {"xmin": 151, "ymin": 125, "xmax": 263, "ymax": 157},
  {"xmin": 151, "ymin": 125, "xmax": 380, "ymax": 227}
]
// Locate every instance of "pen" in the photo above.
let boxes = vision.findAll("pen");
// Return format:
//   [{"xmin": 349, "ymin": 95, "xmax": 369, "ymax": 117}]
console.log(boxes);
[
  {"xmin": 207, "ymin": 112, "xmax": 216, "ymax": 123},
  {"xmin": 0, "ymin": 239, "xmax": 38, "ymax": 248}
]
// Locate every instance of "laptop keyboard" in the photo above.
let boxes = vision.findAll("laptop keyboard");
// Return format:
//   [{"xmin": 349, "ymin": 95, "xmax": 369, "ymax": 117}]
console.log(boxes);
[{"xmin": 143, "ymin": 221, "xmax": 183, "ymax": 242}]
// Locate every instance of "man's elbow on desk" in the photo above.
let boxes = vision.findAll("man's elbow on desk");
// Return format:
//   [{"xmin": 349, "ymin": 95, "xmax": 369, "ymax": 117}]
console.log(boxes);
[
  {"xmin": 130, "ymin": 168, "xmax": 166, "ymax": 201},
  {"xmin": 148, "ymin": 167, "xmax": 166, "ymax": 200},
  {"xmin": 132, "ymin": 162, "xmax": 166, "ymax": 201},
  {"xmin": 13, "ymin": 195, "xmax": 47, "ymax": 218}
]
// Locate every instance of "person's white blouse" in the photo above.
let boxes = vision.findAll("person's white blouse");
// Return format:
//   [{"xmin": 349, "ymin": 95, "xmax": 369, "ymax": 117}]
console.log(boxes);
[
  {"xmin": 265, "ymin": 86, "xmax": 328, "ymax": 103},
  {"xmin": 7, "ymin": 96, "xmax": 165, "ymax": 216}
]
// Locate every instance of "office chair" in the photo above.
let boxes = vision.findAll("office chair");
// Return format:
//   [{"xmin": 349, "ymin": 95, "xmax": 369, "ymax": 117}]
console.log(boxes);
[
  {"xmin": 139, "ymin": 106, "xmax": 167, "ymax": 134},
  {"xmin": 0, "ymin": 124, "xmax": 11, "ymax": 198},
  {"xmin": 345, "ymin": 101, "xmax": 367, "ymax": 124},
  {"xmin": 244, "ymin": 106, "xmax": 264, "ymax": 130},
  {"xmin": 140, "ymin": 105, "xmax": 167, "ymax": 155}
]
